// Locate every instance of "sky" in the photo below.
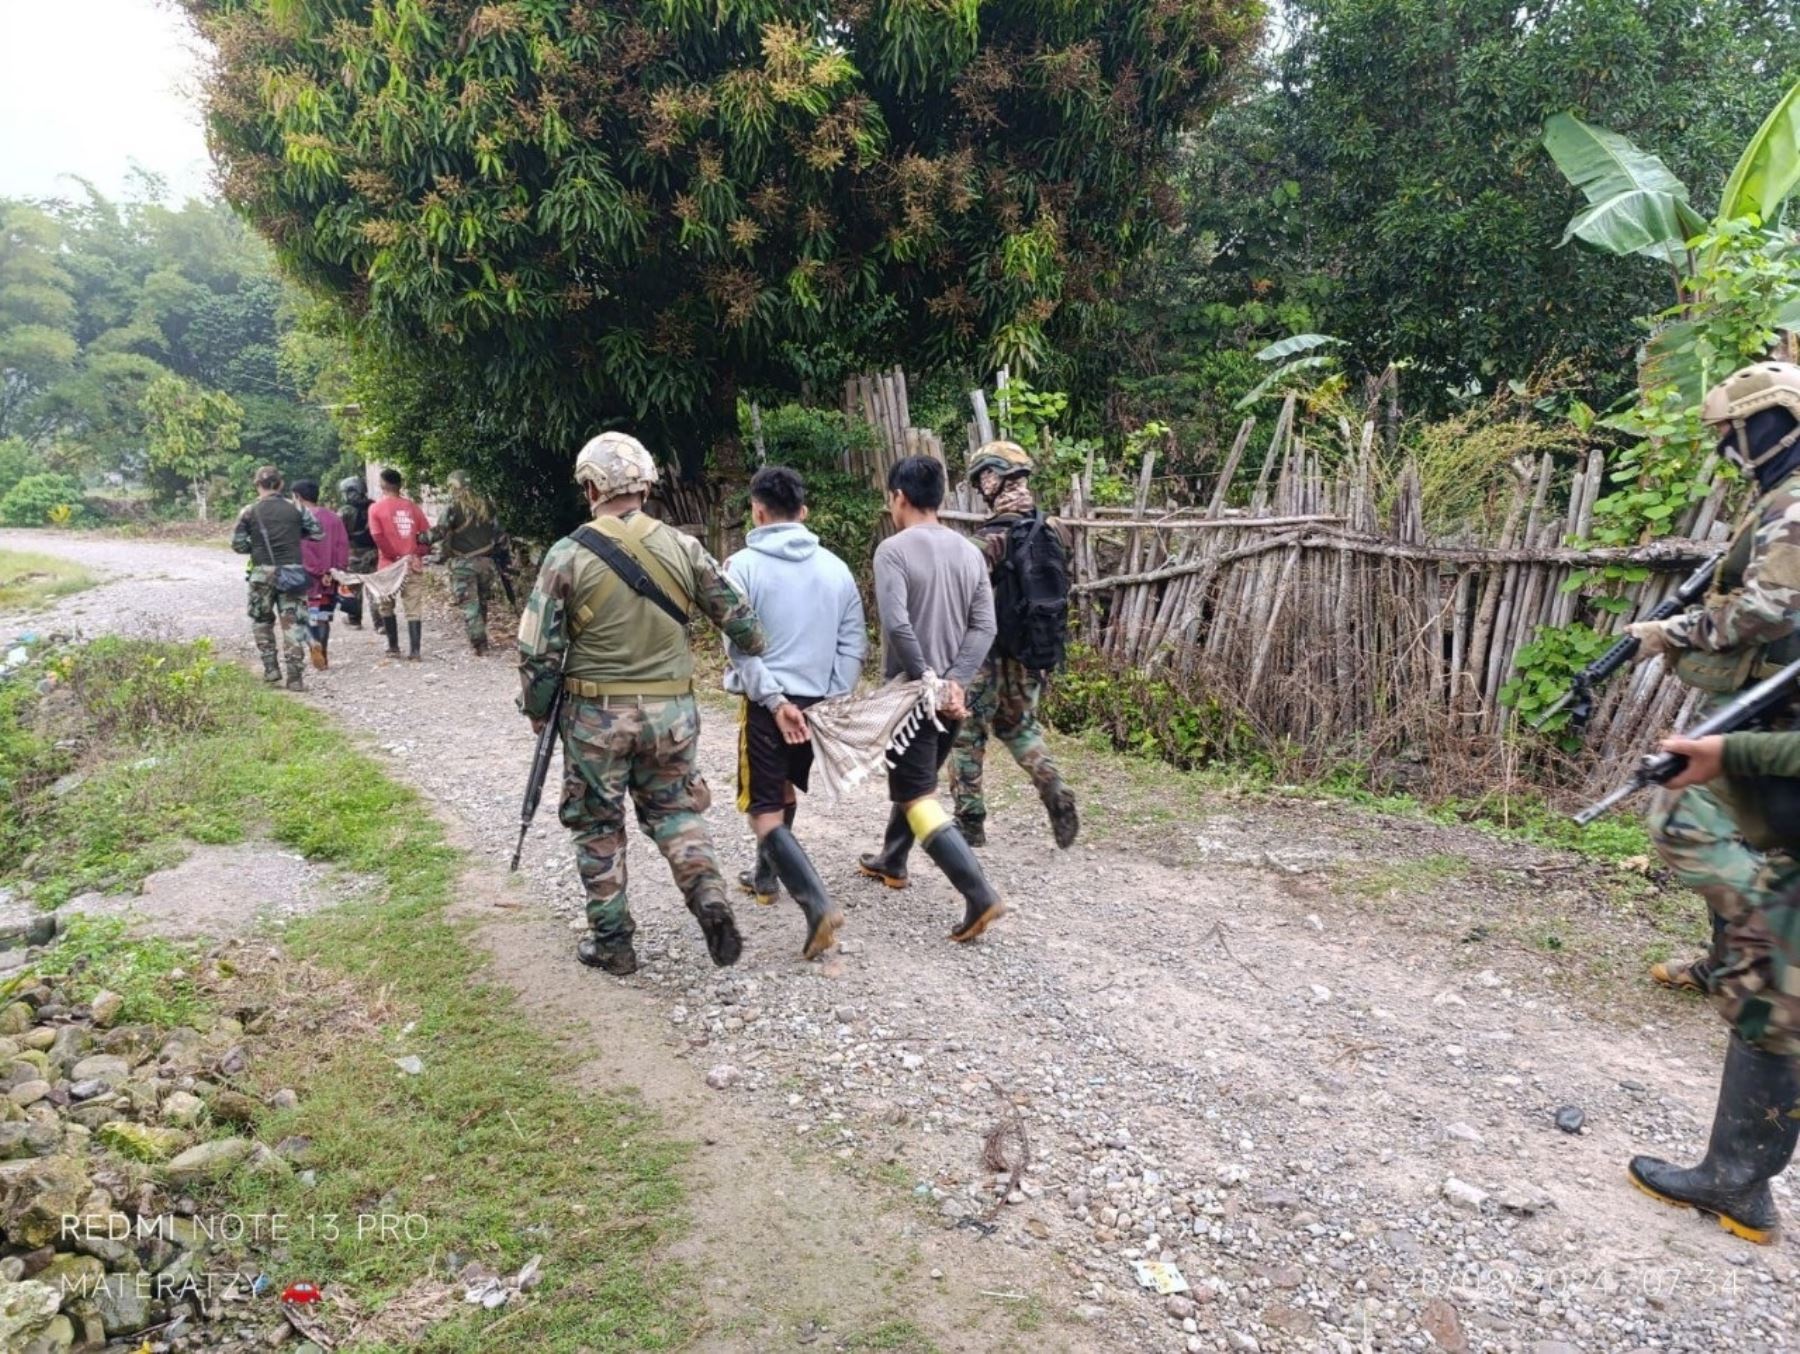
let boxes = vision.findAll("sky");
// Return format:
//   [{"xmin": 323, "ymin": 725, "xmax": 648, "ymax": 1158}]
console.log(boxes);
[{"xmin": 0, "ymin": 0, "xmax": 215, "ymax": 205}]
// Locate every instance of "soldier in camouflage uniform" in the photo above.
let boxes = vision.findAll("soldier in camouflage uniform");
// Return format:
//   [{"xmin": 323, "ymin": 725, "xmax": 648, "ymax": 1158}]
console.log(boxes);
[
  {"xmin": 949, "ymin": 441, "xmax": 1078, "ymax": 849},
  {"xmin": 517, "ymin": 432, "xmax": 766, "ymax": 976},
  {"xmin": 420, "ymin": 470, "xmax": 501, "ymax": 654},
  {"xmin": 230, "ymin": 465, "xmax": 322, "ymax": 691},
  {"xmin": 1623, "ymin": 724, "xmax": 1800, "ymax": 1243},
  {"xmin": 1629, "ymin": 363, "xmax": 1800, "ymax": 995}
]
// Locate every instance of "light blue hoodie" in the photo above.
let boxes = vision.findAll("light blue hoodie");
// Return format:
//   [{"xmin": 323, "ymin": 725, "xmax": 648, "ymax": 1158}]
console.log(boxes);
[{"xmin": 724, "ymin": 522, "xmax": 866, "ymax": 710}]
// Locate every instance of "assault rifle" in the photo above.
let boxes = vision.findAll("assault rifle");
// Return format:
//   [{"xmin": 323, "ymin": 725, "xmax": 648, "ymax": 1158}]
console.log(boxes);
[
  {"xmin": 1529, "ymin": 553, "xmax": 1723, "ymax": 733},
  {"xmin": 510, "ymin": 657, "xmax": 567, "ymax": 872},
  {"xmin": 1573, "ymin": 655, "xmax": 1800, "ymax": 825}
]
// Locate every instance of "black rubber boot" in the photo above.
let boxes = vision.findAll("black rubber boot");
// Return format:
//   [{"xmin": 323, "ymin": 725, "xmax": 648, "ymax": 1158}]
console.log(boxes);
[
  {"xmin": 1042, "ymin": 781, "xmax": 1079, "ymax": 849},
  {"xmin": 472, "ymin": 636, "xmax": 488, "ymax": 656},
  {"xmin": 955, "ymin": 814, "xmax": 987, "ymax": 848},
  {"xmin": 693, "ymin": 899, "xmax": 743, "ymax": 967},
  {"xmin": 763, "ymin": 826, "xmax": 843, "ymax": 960},
  {"xmin": 576, "ymin": 934, "xmax": 639, "ymax": 976},
  {"xmin": 1629, "ymin": 1035, "xmax": 1800, "ymax": 1243},
  {"xmin": 921, "ymin": 822, "xmax": 1007, "ymax": 942},
  {"xmin": 738, "ymin": 838, "xmax": 779, "ymax": 905},
  {"xmin": 858, "ymin": 806, "xmax": 914, "ymax": 889},
  {"xmin": 382, "ymin": 615, "xmax": 401, "ymax": 655},
  {"xmin": 407, "ymin": 620, "xmax": 422, "ymax": 661}
]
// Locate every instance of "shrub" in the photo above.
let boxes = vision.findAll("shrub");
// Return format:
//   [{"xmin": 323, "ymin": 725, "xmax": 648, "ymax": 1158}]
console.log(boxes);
[
  {"xmin": 1040, "ymin": 644, "xmax": 1263, "ymax": 770},
  {"xmin": 0, "ymin": 438, "xmax": 43, "ymax": 499},
  {"xmin": 746, "ymin": 404, "xmax": 887, "ymax": 586},
  {"xmin": 59, "ymin": 637, "xmax": 231, "ymax": 741},
  {"xmin": 0, "ymin": 472, "xmax": 89, "ymax": 526}
]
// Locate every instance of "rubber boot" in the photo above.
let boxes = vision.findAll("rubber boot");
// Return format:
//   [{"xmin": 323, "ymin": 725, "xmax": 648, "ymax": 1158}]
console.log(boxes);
[
  {"xmin": 472, "ymin": 636, "xmax": 488, "ymax": 656},
  {"xmin": 576, "ymin": 933, "xmax": 638, "ymax": 976},
  {"xmin": 1652, "ymin": 911, "xmax": 1726, "ymax": 993},
  {"xmin": 692, "ymin": 897, "xmax": 743, "ymax": 967},
  {"xmin": 382, "ymin": 615, "xmax": 400, "ymax": 655},
  {"xmin": 407, "ymin": 620, "xmax": 422, "ymax": 661},
  {"xmin": 309, "ymin": 621, "xmax": 330, "ymax": 671},
  {"xmin": 955, "ymin": 814, "xmax": 987, "ymax": 848},
  {"xmin": 919, "ymin": 820, "xmax": 1006, "ymax": 942},
  {"xmin": 763, "ymin": 826, "xmax": 843, "ymax": 960},
  {"xmin": 260, "ymin": 658, "xmax": 282, "ymax": 684},
  {"xmin": 738, "ymin": 838, "xmax": 779, "ymax": 905},
  {"xmin": 1629, "ymin": 1035, "xmax": 1800, "ymax": 1243},
  {"xmin": 859, "ymin": 806, "xmax": 914, "ymax": 889},
  {"xmin": 1042, "ymin": 780, "xmax": 1079, "ymax": 849}
]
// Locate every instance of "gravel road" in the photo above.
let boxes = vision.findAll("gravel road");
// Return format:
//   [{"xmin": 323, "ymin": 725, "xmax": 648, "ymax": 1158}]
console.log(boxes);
[{"xmin": 4, "ymin": 528, "xmax": 1796, "ymax": 1354}]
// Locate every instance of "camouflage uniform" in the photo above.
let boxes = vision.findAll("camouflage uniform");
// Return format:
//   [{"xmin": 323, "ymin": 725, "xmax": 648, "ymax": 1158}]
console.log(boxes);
[
  {"xmin": 950, "ymin": 657, "xmax": 1061, "ymax": 824},
  {"xmin": 1644, "ymin": 468, "xmax": 1800, "ymax": 986},
  {"xmin": 951, "ymin": 452, "xmax": 1076, "ymax": 846},
  {"xmin": 231, "ymin": 497, "xmax": 322, "ymax": 685},
  {"xmin": 518, "ymin": 508, "xmax": 764, "ymax": 956},
  {"xmin": 420, "ymin": 486, "xmax": 501, "ymax": 651}
]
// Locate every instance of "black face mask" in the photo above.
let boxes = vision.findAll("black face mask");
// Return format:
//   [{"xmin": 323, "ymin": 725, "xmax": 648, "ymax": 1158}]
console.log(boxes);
[{"xmin": 1719, "ymin": 408, "xmax": 1800, "ymax": 493}]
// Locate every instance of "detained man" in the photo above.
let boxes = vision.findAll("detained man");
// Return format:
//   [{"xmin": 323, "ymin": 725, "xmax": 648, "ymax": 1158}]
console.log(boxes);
[{"xmin": 724, "ymin": 465, "xmax": 866, "ymax": 959}]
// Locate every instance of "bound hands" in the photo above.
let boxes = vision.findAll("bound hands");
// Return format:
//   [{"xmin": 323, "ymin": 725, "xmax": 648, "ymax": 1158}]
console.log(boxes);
[
  {"xmin": 938, "ymin": 679, "xmax": 968, "ymax": 720},
  {"xmin": 775, "ymin": 701, "xmax": 811, "ymax": 745},
  {"xmin": 1660, "ymin": 734, "xmax": 1725, "ymax": 789}
]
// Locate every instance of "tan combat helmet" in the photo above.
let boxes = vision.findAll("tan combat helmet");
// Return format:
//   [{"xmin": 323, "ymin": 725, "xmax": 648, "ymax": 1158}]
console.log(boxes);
[
  {"xmin": 1701, "ymin": 361, "xmax": 1800, "ymax": 471},
  {"xmin": 574, "ymin": 431, "xmax": 659, "ymax": 500},
  {"xmin": 967, "ymin": 439, "xmax": 1033, "ymax": 486}
]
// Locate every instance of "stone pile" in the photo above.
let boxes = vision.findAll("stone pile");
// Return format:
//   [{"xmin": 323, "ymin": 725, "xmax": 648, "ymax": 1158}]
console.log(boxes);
[{"xmin": 0, "ymin": 964, "xmax": 306, "ymax": 1352}]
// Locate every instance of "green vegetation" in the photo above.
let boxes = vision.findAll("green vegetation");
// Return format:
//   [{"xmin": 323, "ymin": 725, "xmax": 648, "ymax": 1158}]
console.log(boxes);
[
  {"xmin": 36, "ymin": 915, "xmax": 207, "ymax": 1026},
  {"xmin": 185, "ymin": 0, "xmax": 1265, "ymax": 536},
  {"xmin": 0, "ymin": 472, "xmax": 89, "ymax": 527},
  {"xmin": 0, "ymin": 547, "xmax": 94, "ymax": 608},
  {"xmin": 0, "ymin": 187, "xmax": 345, "ymax": 521},
  {"xmin": 0, "ymin": 638, "xmax": 692, "ymax": 1349}
]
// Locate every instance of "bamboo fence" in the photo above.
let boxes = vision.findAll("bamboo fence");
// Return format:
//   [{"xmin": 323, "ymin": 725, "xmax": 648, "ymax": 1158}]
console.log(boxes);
[{"xmin": 836, "ymin": 373, "xmax": 1744, "ymax": 791}]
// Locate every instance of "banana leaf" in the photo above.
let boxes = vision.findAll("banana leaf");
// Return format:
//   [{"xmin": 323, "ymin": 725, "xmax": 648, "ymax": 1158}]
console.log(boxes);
[
  {"xmin": 1251, "ymin": 333, "xmax": 1342, "ymax": 363},
  {"xmin": 1543, "ymin": 113, "xmax": 1706, "ymax": 260},
  {"xmin": 1718, "ymin": 79, "xmax": 1800, "ymax": 224},
  {"xmin": 1234, "ymin": 355, "xmax": 1334, "ymax": 410}
]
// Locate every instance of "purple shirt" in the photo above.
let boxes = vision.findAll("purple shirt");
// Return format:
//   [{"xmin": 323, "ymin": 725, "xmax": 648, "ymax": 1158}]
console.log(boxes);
[{"xmin": 302, "ymin": 504, "xmax": 350, "ymax": 579}]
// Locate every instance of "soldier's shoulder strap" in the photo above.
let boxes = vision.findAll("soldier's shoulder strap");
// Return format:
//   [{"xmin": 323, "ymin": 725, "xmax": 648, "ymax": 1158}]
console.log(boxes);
[{"xmin": 572, "ymin": 522, "xmax": 690, "ymax": 626}]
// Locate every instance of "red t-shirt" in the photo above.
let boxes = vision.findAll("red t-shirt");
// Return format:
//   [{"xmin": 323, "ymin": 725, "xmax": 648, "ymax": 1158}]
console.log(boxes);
[{"xmin": 367, "ymin": 495, "xmax": 432, "ymax": 568}]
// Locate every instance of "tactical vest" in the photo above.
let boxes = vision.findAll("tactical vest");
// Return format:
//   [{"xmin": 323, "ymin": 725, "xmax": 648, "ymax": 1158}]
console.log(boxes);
[
  {"xmin": 440, "ymin": 504, "xmax": 500, "ymax": 558},
  {"xmin": 244, "ymin": 497, "xmax": 306, "ymax": 567},
  {"xmin": 1672, "ymin": 474, "xmax": 1800, "ymax": 694},
  {"xmin": 562, "ymin": 512, "xmax": 697, "ymax": 695}
]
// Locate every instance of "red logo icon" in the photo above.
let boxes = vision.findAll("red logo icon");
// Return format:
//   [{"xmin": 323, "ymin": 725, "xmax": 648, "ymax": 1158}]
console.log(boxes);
[{"xmin": 281, "ymin": 1282, "xmax": 322, "ymax": 1304}]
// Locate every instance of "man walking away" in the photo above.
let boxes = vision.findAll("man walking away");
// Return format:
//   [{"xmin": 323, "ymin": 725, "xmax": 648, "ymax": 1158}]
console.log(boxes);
[
  {"xmin": 420, "ymin": 470, "xmax": 502, "ymax": 654},
  {"xmin": 293, "ymin": 480, "xmax": 348, "ymax": 670},
  {"xmin": 367, "ymin": 467, "xmax": 432, "ymax": 661},
  {"xmin": 857, "ymin": 455, "xmax": 1006, "ymax": 942},
  {"xmin": 337, "ymin": 476, "xmax": 376, "ymax": 629},
  {"xmin": 230, "ymin": 465, "xmax": 321, "ymax": 691},
  {"xmin": 951, "ymin": 440, "xmax": 1078, "ymax": 848},
  {"xmin": 724, "ymin": 464, "xmax": 866, "ymax": 959},
  {"xmin": 517, "ymin": 432, "xmax": 767, "ymax": 976}
]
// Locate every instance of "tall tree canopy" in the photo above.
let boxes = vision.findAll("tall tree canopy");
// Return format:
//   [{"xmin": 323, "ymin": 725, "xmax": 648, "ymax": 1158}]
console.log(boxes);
[
  {"xmin": 0, "ymin": 184, "xmax": 342, "ymax": 501},
  {"xmin": 183, "ymin": 0, "xmax": 1264, "ymax": 533},
  {"xmin": 1128, "ymin": 0, "xmax": 1800, "ymax": 433}
]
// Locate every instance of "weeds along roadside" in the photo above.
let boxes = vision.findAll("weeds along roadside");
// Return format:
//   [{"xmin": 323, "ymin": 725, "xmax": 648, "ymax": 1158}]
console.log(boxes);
[{"xmin": 0, "ymin": 637, "xmax": 695, "ymax": 1351}]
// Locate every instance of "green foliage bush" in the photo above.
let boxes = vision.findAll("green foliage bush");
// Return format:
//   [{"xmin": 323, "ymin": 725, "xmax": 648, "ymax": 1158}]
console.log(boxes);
[
  {"xmin": 1039, "ymin": 644, "xmax": 1263, "ymax": 771},
  {"xmin": 58, "ymin": 637, "xmax": 230, "ymax": 742},
  {"xmin": 0, "ymin": 472, "xmax": 88, "ymax": 526},
  {"xmin": 0, "ymin": 438, "xmax": 43, "ymax": 499},
  {"xmin": 747, "ymin": 404, "xmax": 886, "ymax": 583}
]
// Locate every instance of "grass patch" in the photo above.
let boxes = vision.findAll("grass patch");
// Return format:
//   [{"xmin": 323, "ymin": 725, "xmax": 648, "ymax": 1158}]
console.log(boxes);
[
  {"xmin": 0, "ymin": 639, "xmax": 694, "ymax": 1350},
  {"xmin": 0, "ymin": 547, "xmax": 95, "ymax": 610},
  {"xmin": 1346, "ymin": 852, "xmax": 1471, "ymax": 900},
  {"xmin": 32, "ymin": 915, "xmax": 207, "ymax": 1025}
]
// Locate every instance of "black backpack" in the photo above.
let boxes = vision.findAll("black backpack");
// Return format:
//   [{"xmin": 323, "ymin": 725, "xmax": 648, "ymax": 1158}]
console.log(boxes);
[{"xmin": 991, "ymin": 511, "xmax": 1070, "ymax": 672}]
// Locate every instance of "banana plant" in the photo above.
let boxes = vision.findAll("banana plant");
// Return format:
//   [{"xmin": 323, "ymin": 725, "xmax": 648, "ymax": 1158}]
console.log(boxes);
[
  {"xmin": 1234, "ymin": 333, "xmax": 1344, "ymax": 410},
  {"xmin": 1543, "ymin": 78, "xmax": 1800, "ymax": 267}
]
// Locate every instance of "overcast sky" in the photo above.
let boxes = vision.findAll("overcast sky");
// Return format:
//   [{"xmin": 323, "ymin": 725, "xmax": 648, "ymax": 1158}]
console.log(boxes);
[{"xmin": 0, "ymin": 0, "xmax": 215, "ymax": 205}]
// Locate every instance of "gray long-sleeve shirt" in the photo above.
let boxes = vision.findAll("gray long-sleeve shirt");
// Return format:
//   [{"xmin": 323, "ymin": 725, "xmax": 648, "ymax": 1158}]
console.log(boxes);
[{"xmin": 873, "ymin": 521, "xmax": 995, "ymax": 686}]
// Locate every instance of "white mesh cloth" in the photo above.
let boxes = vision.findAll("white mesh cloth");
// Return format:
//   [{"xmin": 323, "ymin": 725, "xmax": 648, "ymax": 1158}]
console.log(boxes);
[
  {"xmin": 329, "ymin": 557, "xmax": 414, "ymax": 602},
  {"xmin": 802, "ymin": 672, "xmax": 943, "ymax": 803}
]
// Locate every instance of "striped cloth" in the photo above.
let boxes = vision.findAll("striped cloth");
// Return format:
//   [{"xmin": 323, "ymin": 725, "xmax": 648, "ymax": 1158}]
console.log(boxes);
[
  {"xmin": 329, "ymin": 557, "xmax": 414, "ymax": 602},
  {"xmin": 801, "ymin": 672, "xmax": 944, "ymax": 802}
]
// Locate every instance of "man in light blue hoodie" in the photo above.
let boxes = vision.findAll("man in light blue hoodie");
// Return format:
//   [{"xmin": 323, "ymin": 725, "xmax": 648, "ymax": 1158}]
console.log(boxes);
[{"xmin": 724, "ymin": 465, "xmax": 867, "ymax": 959}]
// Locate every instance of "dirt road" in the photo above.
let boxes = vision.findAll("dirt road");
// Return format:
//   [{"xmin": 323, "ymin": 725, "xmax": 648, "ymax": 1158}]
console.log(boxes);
[{"xmin": 5, "ymin": 528, "xmax": 1796, "ymax": 1354}]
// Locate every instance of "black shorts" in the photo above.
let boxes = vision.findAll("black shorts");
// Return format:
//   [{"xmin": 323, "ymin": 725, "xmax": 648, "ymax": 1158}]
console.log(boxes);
[
  {"xmin": 737, "ymin": 697, "xmax": 819, "ymax": 815},
  {"xmin": 886, "ymin": 718, "xmax": 961, "ymax": 804}
]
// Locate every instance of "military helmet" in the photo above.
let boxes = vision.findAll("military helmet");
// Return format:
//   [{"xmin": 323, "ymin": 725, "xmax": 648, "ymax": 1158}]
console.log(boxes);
[
  {"xmin": 1702, "ymin": 362, "xmax": 1800, "ymax": 471},
  {"xmin": 574, "ymin": 431, "xmax": 659, "ymax": 499},
  {"xmin": 445, "ymin": 469, "xmax": 469, "ymax": 491},
  {"xmin": 967, "ymin": 439, "xmax": 1033, "ymax": 486},
  {"xmin": 338, "ymin": 476, "xmax": 364, "ymax": 498}
]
